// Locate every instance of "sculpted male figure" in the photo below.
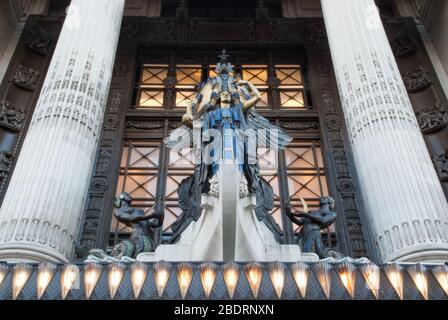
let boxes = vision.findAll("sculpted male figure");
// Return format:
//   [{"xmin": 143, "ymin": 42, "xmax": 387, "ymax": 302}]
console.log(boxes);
[{"xmin": 286, "ymin": 196, "xmax": 337, "ymax": 258}]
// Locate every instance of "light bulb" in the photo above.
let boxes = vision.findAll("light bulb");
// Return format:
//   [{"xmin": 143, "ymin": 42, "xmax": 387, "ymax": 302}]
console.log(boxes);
[
  {"xmin": 268, "ymin": 262, "xmax": 285, "ymax": 299},
  {"xmin": 338, "ymin": 262, "xmax": 356, "ymax": 299},
  {"xmin": 360, "ymin": 263, "xmax": 380, "ymax": 299},
  {"xmin": 0, "ymin": 264, "xmax": 9, "ymax": 287},
  {"xmin": 176, "ymin": 263, "xmax": 193, "ymax": 299},
  {"xmin": 37, "ymin": 263, "xmax": 56, "ymax": 299},
  {"xmin": 432, "ymin": 264, "xmax": 448, "ymax": 296},
  {"xmin": 154, "ymin": 260, "xmax": 171, "ymax": 298},
  {"xmin": 314, "ymin": 261, "xmax": 332, "ymax": 299},
  {"xmin": 131, "ymin": 262, "xmax": 148, "ymax": 298},
  {"xmin": 200, "ymin": 262, "xmax": 217, "ymax": 298},
  {"xmin": 12, "ymin": 264, "xmax": 32, "ymax": 300},
  {"xmin": 108, "ymin": 263, "xmax": 125, "ymax": 299},
  {"xmin": 290, "ymin": 262, "xmax": 309, "ymax": 298},
  {"xmin": 407, "ymin": 264, "xmax": 428, "ymax": 300},
  {"xmin": 61, "ymin": 265, "xmax": 79, "ymax": 300},
  {"xmin": 84, "ymin": 263, "xmax": 102, "ymax": 299},
  {"xmin": 223, "ymin": 262, "xmax": 239, "ymax": 299},
  {"xmin": 244, "ymin": 262, "xmax": 263, "ymax": 298},
  {"xmin": 384, "ymin": 263, "xmax": 404, "ymax": 300}
]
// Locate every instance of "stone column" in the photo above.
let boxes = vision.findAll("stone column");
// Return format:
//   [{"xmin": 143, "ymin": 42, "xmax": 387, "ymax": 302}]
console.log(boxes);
[
  {"xmin": 321, "ymin": 0, "xmax": 448, "ymax": 263},
  {"xmin": 0, "ymin": 0, "xmax": 125, "ymax": 263}
]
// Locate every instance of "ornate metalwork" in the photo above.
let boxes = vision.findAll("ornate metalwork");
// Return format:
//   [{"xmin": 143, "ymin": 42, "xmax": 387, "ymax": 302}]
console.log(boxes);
[
  {"xmin": 415, "ymin": 103, "xmax": 448, "ymax": 133},
  {"xmin": 0, "ymin": 101, "xmax": 27, "ymax": 131},
  {"xmin": 402, "ymin": 65, "xmax": 432, "ymax": 93},
  {"xmin": 13, "ymin": 64, "xmax": 40, "ymax": 91}
]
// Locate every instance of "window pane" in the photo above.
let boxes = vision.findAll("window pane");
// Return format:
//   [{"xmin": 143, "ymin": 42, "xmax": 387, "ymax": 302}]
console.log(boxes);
[
  {"xmin": 176, "ymin": 65, "xmax": 202, "ymax": 88},
  {"xmin": 139, "ymin": 89, "xmax": 164, "ymax": 107},
  {"xmin": 141, "ymin": 65, "xmax": 168, "ymax": 86},
  {"xmin": 276, "ymin": 65, "xmax": 303, "ymax": 87},
  {"xmin": 242, "ymin": 65, "xmax": 268, "ymax": 88},
  {"xmin": 175, "ymin": 90, "xmax": 197, "ymax": 108},
  {"xmin": 280, "ymin": 91, "xmax": 304, "ymax": 108}
]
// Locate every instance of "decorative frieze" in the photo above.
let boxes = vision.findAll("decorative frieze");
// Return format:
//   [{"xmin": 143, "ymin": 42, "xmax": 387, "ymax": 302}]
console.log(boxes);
[
  {"xmin": 280, "ymin": 122, "xmax": 319, "ymax": 130},
  {"xmin": 0, "ymin": 100, "xmax": 27, "ymax": 131},
  {"xmin": 126, "ymin": 121, "xmax": 164, "ymax": 130},
  {"xmin": 416, "ymin": 103, "xmax": 448, "ymax": 133},
  {"xmin": 13, "ymin": 64, "xmax": 40, "ymax": 91},
  {"xmin": 402, "ymin": 65, "xmax": 432, "ymax": 93}
]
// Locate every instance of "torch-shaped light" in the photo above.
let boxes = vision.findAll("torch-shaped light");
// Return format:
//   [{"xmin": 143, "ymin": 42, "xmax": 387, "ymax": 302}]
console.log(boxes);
[
  {"xmin": 244, "ymin": 262, "xmax": 263, "ymax": 298},
  {"xmin": 268, "ymin": 262, "xmax": 286, "ymax": 299},
  {"xmin": 154, "ymin": 260, "xmax": 171, "ymax": 298},
  {"xmin": 337, "ymin": 262, "xmax": 356, "ymax": 299},
  {"xmin": 200, "ymin": 262, "xmax": 217, "ymax": 299},
  {"xmin": 61, "ymin": 264, "xmax": 80, "ymax": 300},
  {"xmin": 12, "ymin": 264, "xmax": 32, "ymax": 300},
  {"xmin": 223, "ymin": 262, "xmax": 239, "ymax": 299},
  {"xmin": 108, "ymin": 263, "xmax": 125, "ymax": 299},
  {"xmin": 176, "ymin": 263, "xmax": 194, "ymax": 299},
  {"xmin": 36, "ymin": 263, "xmax": 56, "ymax": 299},
  {"xmin": 131, "ymin": 262, "xmax": 148, "ymax": 299},
  {"xmin": 314, "ymin": 261, "xmax": 332, "ymax": 299},
  {"xmin": 407, "ymin": 264, "xmax": 428, "ymax": 300},
  {"xmin": 290, "ymin": 262, "xmax": 309, "ymax": 298},
  {"xmin": 360, "ymin": 263, "xmax": 380, "ymax": 299},
  {"xmin": 84, "ymin": 263, "xmax": 102, "ymax": 299},
  {"xmin": 432, "ymin": 264, "xmax": 448, "ymax": 296},
  {"xmin": 384, "ymin": 263, "xmax": 404, "ymax": 300}
]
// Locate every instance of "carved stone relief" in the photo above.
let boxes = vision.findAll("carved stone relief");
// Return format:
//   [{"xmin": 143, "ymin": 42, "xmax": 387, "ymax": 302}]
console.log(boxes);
[
  {"xmin": 0, "ymin": 151, "xmax": 14, "ymax": 182},
  {"xmin": 402, "ymin": 65, "xmax": 432, "ymax": 93},
  {"xmin": 415, "ymin": 103, "xmax": 448, "ymax": 133},
  {"xmin": 392, "ymin": 34, "xmax": 418, "ymax": 58},
  {"xmin": 0, "ymin": 101, "xmax": 27, "ymax": 131},
  {"xmin": 13, "ymin": 64, "xmax": 40, "ymax": 91},
  {"xmin": 433, "ymin": 151, "xmax": 448, "ymax": 181},
  {"xmin": 26, "ymin": 29, "xmax": 52, "ymax": 56}
]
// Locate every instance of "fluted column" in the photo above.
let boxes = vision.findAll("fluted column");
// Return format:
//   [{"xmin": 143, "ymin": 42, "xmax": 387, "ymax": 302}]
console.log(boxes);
[
  {"xmin": 0, "ymin": 0, "xmax": 125, "ymax": 263},
  {"xmin": 321, "ymin": 0, "xmax": 448, "ymax": 262}
]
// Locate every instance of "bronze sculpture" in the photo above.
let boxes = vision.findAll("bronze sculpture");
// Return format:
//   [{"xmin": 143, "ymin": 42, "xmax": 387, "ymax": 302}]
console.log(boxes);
[
  {"xmin": 286, "ymin": 196, "xmax": 338, "ymax": 258},
  {"xmin": 110, "ymin": 192, "xmax": 164, "ymax": 258}
]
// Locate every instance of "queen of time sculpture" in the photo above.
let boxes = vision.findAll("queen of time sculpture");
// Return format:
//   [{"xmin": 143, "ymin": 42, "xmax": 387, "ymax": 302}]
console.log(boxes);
[
  {"xmin": 136, "ymin": 51, "xmax": 318, "ymax": 262},
  {"xmin": 88, "ymin": 51, "xmax": 321, "ymax": 263}
]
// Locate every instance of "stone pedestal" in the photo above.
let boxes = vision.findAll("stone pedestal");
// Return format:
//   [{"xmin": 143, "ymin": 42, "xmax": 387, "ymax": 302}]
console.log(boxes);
[
  {"xmin": 138, "ymin": 163, "xmax": 318, "ymax": 262},
  {"xmin": 0, "ymin": 0, "xmax": 125, "ymax": 263},
  {"xmin": 321, "ymin": 0, "xmax": 448, "ymax": 263}
]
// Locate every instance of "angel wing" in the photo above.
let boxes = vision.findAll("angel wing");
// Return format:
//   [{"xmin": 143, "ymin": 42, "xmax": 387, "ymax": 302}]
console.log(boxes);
[
  {"xmin": 164, "ymin": 125, "xmax": 192, "ymax": 152},
  {"xmin": 246, "ymin": 109, "xmax": 292, "ymax": 150}
]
